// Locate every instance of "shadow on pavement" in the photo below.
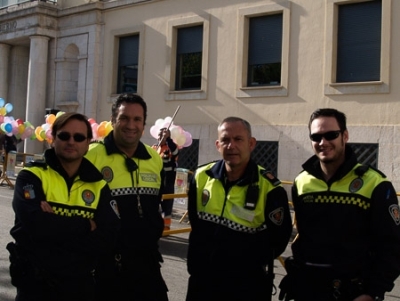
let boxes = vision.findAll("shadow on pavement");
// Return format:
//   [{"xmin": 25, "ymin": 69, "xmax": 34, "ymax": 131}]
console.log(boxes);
[{"xmin": 159, "ymin": 235, "xmax": 188, "ymax": 259}]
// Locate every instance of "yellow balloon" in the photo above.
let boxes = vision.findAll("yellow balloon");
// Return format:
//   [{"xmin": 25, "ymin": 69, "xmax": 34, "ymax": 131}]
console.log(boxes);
[
  {"xmin": 0, "ymin": 107, "xmax": 6, "ymax": 116},
  {"xmin": 105, "ymin": 121, "xmax": 113, "ymax": 136},
  {"xmin": 18, "ymin": 124, "xmax": 25, "ymax": 134},
  {"xmin": 46, "ymin": 114, "xmax": 56, "ymax": 124}
]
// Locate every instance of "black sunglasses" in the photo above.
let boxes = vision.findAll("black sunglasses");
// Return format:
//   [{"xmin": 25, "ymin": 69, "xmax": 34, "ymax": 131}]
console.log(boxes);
[
  {"xmin": 309, "ymin": 130, "xmax": 342, "ymax": 143},
  {"xmin": 57, "ymin": 132, "xmax": 87, "ymax": 142}
]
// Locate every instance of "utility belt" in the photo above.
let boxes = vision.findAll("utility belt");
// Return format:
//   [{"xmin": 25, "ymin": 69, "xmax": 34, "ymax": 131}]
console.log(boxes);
[{"xmin": 279, "ymin": 257, "xmax": 366, "ymax": 301}]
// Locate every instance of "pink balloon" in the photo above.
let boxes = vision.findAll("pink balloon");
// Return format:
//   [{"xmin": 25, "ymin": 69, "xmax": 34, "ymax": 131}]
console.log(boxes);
[
  {"xmin": 150, "ymin": 125, "xmax": 160, "ymax": 139},
  {"xmin": 183, "ymin": 131, "xmax": 193, "ymax": 147}
]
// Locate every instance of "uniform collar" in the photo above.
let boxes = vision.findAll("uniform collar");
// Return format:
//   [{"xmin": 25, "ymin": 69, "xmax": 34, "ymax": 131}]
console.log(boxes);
[
  {"xmin": 103, "ymin": 131, "xmax": 152, "ymax": 160},
  {"xmin": 44, "ymin": 148, "xmax": 103, "ymax": 182},
  {"xmin": 206, "ymin": 159, "xmax": 259, "ymax": 186},
  {"xmin": 302, "ymin": 145, "xmax": 359, "ymax": 182}
]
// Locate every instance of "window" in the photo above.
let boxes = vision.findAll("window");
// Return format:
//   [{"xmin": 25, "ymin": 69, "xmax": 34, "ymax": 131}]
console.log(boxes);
[
  {"xmin": 166, "ymin": 14, "xmax": 210, "ymax": 101},
  {"xmin": 236, "ymin": 3, "xmax": 290, "ymax": 98},
  {"xmin": 324, "ymin": 0, "xmax": 390, "ymax": 95},
  {"xmin": 348, "ymin": 143, "xmax": 378, "ymax": 168},
  {"xmin": 248, "ymin": 14, "xmax": 282, "ymax": 87},
  {"xmin": 177, "ymin": 139, "xmax": 199, "ymax": 173},
  {"xmin": 336, "ymin": 0, "xmax": 381, "ymax": 83},
  {"xmin": 117, "ymin": 35, "xmax": 139, "ymax": 94},
  {"xmin": 175, "ymin": 25, "xmax": 203, "ymax": 91},
  {"xmin": 251, "ymin": 141, "xmax": 279, "ymax": 176}
]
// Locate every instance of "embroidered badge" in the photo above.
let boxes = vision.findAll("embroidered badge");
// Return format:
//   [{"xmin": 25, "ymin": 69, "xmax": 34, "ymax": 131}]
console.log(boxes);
[
  {"xmin": 269, "ymin": 207, "xmax": 284, "ymax": 225},
  {"xmin": 110, "ymin": 200, "xmax": 120, "ymax": 219},
  {"xmin": 101, "ymin": 166, "xmax": 113, "ymax": 183},
  {"xmin": 389, "ymin": 204, "xmax": 400, "ymax": 225},
  {"xmin": 140, "ymin": 173, "xmax": 157, "ymax": 182},
  {"xmin": 23, "ymin": 184, "xmax": 35, "ymax": 199},
  {"xmin": 349, "ymin": 178, "xmax": 363, "ymax": 193},
  {"xmin": 202, "ymin": 190, "xmax": 210, "ymax": 206},
  {"xmin": 82, "ymin": 190, "xmax": 95, "ymax": 206}
]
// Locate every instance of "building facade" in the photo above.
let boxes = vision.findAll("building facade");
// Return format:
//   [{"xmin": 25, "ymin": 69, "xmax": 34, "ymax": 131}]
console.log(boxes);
[{"xmin": 1, "ymin": 0, "xmax": 399, "ymax": 189}]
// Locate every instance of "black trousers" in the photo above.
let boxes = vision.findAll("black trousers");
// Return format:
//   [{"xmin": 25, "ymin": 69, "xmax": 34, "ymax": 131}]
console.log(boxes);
[{"xmin": 95, "ymin": 250, "xmax": 169, "ymax": 301}]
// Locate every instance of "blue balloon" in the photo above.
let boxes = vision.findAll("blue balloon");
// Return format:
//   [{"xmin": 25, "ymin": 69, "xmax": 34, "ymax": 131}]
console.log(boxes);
[
  {"xmin": 0, "ymin": 98, "xmax": 4, "ymax": 107},
  {"xmin": 4, "ymin": 123, "xmax": 12, "ymax": 133},
  {"xmin": 5, "ymin": 103, "xmax": 13, "ymax": 113}
]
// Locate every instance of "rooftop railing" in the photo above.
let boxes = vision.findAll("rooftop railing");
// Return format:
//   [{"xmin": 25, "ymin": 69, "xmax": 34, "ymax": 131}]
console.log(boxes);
[{"xmin": 0, "ymin": 0, "xmax": 57, "ymax": 10}]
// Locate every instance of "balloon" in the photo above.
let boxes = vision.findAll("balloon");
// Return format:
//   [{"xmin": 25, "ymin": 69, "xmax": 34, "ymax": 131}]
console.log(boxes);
[
  {"xmin": 4, "ymin": 123, "xmax": 12, "ymax": 133},
  {"xmin": 170, "ymin": 126, "xmax": 182, "ymax": 140},
  {"xmin": 46, "ymin": 114, "xmax": 56, "ymax": 125},
  {"xmin": 18, "ymin": 124, "xmax": 25, "ymax": 134},
  {"xmin": 0, "ymin": 116, "xmax": 3, "ymax": 123},
  {"xmin": 0, "ymin": 97, "xmax": 4, "ymax": 107},
  {"xmin": 0, "ymin": 107, "xmax": 6, "ymax": 116},
  {"xmin": 150, "ymin": 125, "xmax": 160, "ymax": 139},
  {"xmin": 183, "ymin": 131, "xmax": 193, "ymax": 147},
  {"xmin": 16, "ymin": 119, "xmax": 23, "ymax": 125},
  {"xmin": 105, "ymin": 121, "xmax": 113, "ymax": 136},
  {"xmin": 88, "ymin": 118, "xmax": 96, "ymax": 125},
  {"xmin": 155, "ymin": 118, "xmax": 165, "ymax": 127},
  {"xmin": 4, "ymin": 103, "xmax": 13, "ymax": 113},
  {"xmin": 97, "ymin": 122, "xmax": 106, "ymax": 137},
  {"xmin": 175, "ymin": 134, "xmax": 186, "ymax": 147},
  {"xmin": 56, "ymin": 111, "xmax": 65, "ymax": 118}
]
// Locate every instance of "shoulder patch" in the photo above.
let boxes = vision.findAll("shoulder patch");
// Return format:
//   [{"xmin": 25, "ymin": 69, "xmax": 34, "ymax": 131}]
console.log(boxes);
[{"xmin": 260, "ymin": 170, "xmax": 281, "ymax": 186}]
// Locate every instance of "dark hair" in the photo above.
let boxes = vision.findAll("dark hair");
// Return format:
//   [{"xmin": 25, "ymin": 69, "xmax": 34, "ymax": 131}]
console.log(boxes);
[
  {"xmin": 112, "ymin": 93, "xmax": 147, "ymax": 125},
  {"xmin": 51, "ymin": 112, "xmax": 93, "ymax": 140},
  {"xmin": 308, "ymin": 108, "xmax": 347, "ymax": 132},
  {"xmin": 218, "ymin": 116, "xmax": 252, "ymax": 137}
]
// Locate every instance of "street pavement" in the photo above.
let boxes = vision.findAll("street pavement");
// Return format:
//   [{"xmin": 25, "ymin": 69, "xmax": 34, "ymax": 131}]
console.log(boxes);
[{"xmin": 1, "ymin": 183, "xmax": 400, "ymax": 300}]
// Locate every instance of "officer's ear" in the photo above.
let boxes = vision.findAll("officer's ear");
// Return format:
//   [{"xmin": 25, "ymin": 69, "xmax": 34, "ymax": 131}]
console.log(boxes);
[{"xmin": 249, "ymin": 137, "xmax": 257, "ymax": 152}]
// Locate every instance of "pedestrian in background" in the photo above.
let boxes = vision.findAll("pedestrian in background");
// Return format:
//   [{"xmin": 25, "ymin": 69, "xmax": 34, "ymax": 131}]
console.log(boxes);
[
  {"xmin": 186, "ymin": 116, "xmax": 292, "ymax": 301},
  {"xmin": 8, "ymin": 112, "xmax": 120, "ymax": 301},
  {"xmin": 279, "ymin": 108, "xmax": 400, "ymax": 301},
  {"xmin": 152, "ymin": 127, "xmax": 179, "ymax": 230},
  {"xmin": 86, "ymin": 93, "xmax": 169, "ymax": 301}
]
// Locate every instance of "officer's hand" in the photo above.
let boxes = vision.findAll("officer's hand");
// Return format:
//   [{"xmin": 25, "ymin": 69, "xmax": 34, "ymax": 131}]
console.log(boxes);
[
  {"xmin": 89, "ymin": 219, "xmax": 97, "ymax": 231},
  {"xmin": 40, "ymin": 201, "xmax": 54, "ymax": 213}
]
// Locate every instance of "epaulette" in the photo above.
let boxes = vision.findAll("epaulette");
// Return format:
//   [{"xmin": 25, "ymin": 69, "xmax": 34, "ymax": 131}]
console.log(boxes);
[
  {"xmin": 360, "ymin": 164, "xmax": 387, "ymax": 178},
  {"xmin": 260, "ymin": 170, "xmax": 281, "ymax": 186},
  {"xmin": 25, "ymin": 159, "xmax": 47, "ymax": 169},
  {"xmin": 197, "ymin": 160, "xmax": 218, "ymax": 169},
  {"xmin": 355, "ymin": 165, "xmax": 369, "ymax": 177},
  {"xmin": 90, "ymin": 140, "xmax": 104, "ymax": 145}
]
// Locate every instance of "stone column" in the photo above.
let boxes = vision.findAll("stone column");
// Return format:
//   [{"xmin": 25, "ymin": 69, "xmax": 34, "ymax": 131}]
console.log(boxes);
[
  {"xmin": 0, "ymin": 43, "xmax": 11, "ymax": 101},
  {"xmin": 25, "ymin": 35, "xmax": 50, "ymax": 154}
]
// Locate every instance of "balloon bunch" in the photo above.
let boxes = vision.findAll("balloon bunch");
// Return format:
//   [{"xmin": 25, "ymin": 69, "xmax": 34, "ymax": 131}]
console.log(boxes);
[
  {"xmin": 0, "ymin": 97, "xmax": 36, "ymax": 140},
  {"xmin": 88, "ymin": 119, "xmax": 113, "ymax": 140},
  {"xmin": 150, "ymin": 116, "xmax": 192, "ymax": 148},
  {"xmin": 35, "ymin": 113, "xmax": 113, "ymax": 143},
  {"xmin": 34, "ymin": 111, "xmax": 65, "ymax": 144}
]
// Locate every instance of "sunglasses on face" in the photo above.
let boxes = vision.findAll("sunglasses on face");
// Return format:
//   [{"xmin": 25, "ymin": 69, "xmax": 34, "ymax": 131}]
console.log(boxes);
[
  {"xmin": 309, "ymin": 130, "xmax": 342, "ymax": 143},
  {"xmin": 57, "ymin": 132, "xmax": 87, "ymax": 142}
]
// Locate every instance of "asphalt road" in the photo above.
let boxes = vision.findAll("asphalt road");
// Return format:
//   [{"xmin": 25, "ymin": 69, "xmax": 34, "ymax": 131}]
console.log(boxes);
[{"xmin": 1, "ymin": 183, "xmax": 400, "ymax": 301}]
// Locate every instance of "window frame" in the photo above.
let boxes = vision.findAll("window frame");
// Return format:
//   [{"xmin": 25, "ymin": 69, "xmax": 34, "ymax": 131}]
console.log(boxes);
[
  {"xmin": 166, "ymin": 15, "xmax": 210, "ymax": 101},
  {"xmin": 236, "ymin": 2, "xmax": 290, "ymax": 98},
  {"xmin": 109, "ymin": 25, "xmax": 145, "ymax": 102},
  {"xmin": 324, "ymin": 0, "xmax": 391, "ymax": 95}
]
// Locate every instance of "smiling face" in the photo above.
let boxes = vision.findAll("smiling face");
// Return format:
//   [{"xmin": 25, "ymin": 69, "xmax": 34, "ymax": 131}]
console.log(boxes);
[
  {"xmin": 310, "ymin": 116, "xmax": 348, "ymax": 165},
  {"xmin": 112, "ymin": 102, "xmax": 145, "ymax": 156},
  {"xmin": 53, "ymin": 119, "xmax": 90, "ymax": 164},
  {"xmin": 216, "ymin": 120, "xmax": 256, "ymax": 172}
]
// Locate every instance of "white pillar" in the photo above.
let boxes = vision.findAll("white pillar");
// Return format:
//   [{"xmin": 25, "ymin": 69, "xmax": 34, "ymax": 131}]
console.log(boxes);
[
  {"xmin": 0, "ymin": 43, "xmax": 11, "ymax": 101},
  {"xmin": 25, "ymin": 35, "xmax": 50, "ymax": 154}
]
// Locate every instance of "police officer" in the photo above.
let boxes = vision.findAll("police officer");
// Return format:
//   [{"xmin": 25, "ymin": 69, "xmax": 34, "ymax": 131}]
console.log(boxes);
[
  {"xmin": 8, "ymin": 112, "xmax": 120, "ymax": 301},
  {"xmin": 86, "ymin": 93, "xmax": 169, "ymax": 301},
  {"xmin": 186, "ymin": 116, "xmax": 292, "ymax": 301},
  {"xmin": 279, "ymin": 108, "xmax": 400, "ymax": 301}
]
